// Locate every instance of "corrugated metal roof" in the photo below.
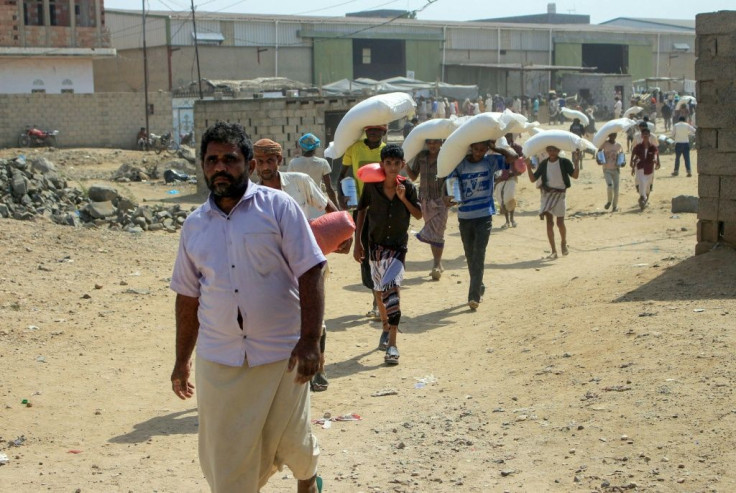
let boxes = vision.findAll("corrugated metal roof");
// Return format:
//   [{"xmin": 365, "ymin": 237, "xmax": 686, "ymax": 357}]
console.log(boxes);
[
  {"xmin": 104, "ymin": 10, "xmax": 694, "ymax": 50},
  {"xmin": 445, "ymin": 63, "xmax": 597, "ymax": 71},
  {"xmin": 106, "ymin": 9, "xmax": 692, "ymax": 35},
  {"xmin": 599, "ymin": 17, "xmax": 695, "ymax": 31}
]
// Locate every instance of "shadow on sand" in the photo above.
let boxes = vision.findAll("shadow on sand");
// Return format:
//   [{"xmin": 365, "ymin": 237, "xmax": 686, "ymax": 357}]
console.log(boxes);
[
  {"xmin": 109, "ymin": 408, "xmax": 198, "ymax": 444},
  {"xmin": 614, "ymin": 246, "xmax": 736, "ymax": 303}
]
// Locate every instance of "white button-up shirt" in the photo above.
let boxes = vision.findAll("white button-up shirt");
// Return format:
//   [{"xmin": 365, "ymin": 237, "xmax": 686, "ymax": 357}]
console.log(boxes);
[
  {"xmin": 672, "ymin": 122, "xmax": 697, "ymax": 143},
  {"xmin": 170, "ymin": 182, "xmax": 326, "ymax": 367},
  {"xmin": 273, "ymin": 171, "xmax": 328, "ymax": 220}
]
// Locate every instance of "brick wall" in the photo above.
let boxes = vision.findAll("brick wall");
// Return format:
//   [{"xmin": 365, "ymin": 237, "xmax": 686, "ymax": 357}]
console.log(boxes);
[
  {"xmin": 695, "ymin": 11, "xmax": 736, "ymax": 253},
  {"xmin": 1, "ymin": 0, "xmax": 109, "ymax": 48},
  {"xmin": 0, "ymin": 92, "xmax": 172, "ymax": 148},
  {"xmin": 193, "ymin": 96, "xmax": 360, "ymax": 194}
]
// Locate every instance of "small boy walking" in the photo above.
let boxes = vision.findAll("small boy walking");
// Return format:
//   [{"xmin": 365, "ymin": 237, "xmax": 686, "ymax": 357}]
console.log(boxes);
[
  {"xmin": 354, "ymin": 144, "xmax": 422, "ymax": 365},
  {"xmin": 526, "ymin": 145, "xmax": 580, "ymax": 259}
]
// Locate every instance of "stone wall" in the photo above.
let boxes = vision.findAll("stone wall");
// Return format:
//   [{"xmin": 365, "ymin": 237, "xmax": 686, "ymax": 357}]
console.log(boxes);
[
  {"xmin": 0, "ymin": 92, "xmax": 172, "ymax": 149},
  {"xmin": 560, "ymin": 73, "xmax": 632, "ymax": 113},
  {"xmin": 193, "ymin": 96, "xmax": 360, "ymax": 194},
  {"xmin": 695, "ymin": 11, "xmax": 736, "ymax": 254}
]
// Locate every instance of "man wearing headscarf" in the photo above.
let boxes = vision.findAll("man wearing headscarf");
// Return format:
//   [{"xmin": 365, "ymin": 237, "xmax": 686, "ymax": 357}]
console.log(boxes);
[
  {"xmin": 288, "ymin": 133, "xmax": 339, "ymax": 211},
  {"xmin": 254, "ymin": 138, "xmax": 348, "ymax": 393}
]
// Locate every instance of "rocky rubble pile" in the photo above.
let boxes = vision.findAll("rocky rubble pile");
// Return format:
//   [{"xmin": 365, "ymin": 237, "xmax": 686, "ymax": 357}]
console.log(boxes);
[{"xmin": 1, "ymin": 156, "xmax": 191, "ymax": 232}]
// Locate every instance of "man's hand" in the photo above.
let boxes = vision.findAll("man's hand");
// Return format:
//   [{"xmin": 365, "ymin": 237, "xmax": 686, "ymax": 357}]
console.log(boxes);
[
  {"xmin": 396, "ymin": 182, "xmax": 406, "ymax": 201},
  {"xmin": 171, "ymin": 360, "xmax": 195, "ymax": 400},
  {"xmin": 353, "ymin": 242, "xmax": 364, "ymax": 263},
  {"xmin": 442, "ymin": 196, "xmax": 455, "ymax": 207},
  {"xmin": 288, "ymin": 337, "xmax": 321, "ymax": 384},
  {"xmin": 335, "ymin": 237, "xmax": 353, "ymax": 254}
]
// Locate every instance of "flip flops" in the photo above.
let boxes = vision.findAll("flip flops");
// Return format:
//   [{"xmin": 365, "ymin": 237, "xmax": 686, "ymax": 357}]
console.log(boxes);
[{"xmin": 384, "ymin": 346, "xmax": 400, "ymax": 365}]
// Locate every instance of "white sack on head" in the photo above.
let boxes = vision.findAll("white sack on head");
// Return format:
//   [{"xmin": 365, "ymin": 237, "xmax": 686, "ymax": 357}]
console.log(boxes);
[
  {"xmin": 623, "ymin": 106, "xmax": 644, "ymax": 117},
  {"xmin": 324, "ymin": 92, "xmax": 415, "ymax": 159},
  {"xmin": 676, "ymin": 95, "xmax": 696, "ymax": 108},
  {"xmin": 499, "ymin": 109, "xmax": 529, "ymax": 134},
  {"xmin": 436, "ymin": 112, "xmax": 508, "ymax": 178},
  {"xmin": 494, "ymin": 136, "xmax": 518, "ymax": 159},
  {"xmin": 592, "ymin": 118, "xmax": 638, "ymax": 149},
  {"xmin": 521, "ymin": 121, "xmax": 541, "ymax": 133},
  {"xmin": 402, "ymin": 118, "xmax": 463, "ymax": 163},
  {"xmin": 561, "ymin": 107, "xmax": 589, "ymax": 126},
  {"xmin": 522, "ymin": 129, "xmax": 597, "ymax": 158}
]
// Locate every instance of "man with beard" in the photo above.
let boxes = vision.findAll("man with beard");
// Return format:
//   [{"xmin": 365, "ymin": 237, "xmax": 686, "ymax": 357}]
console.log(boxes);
[
  {"xmin": 169, "ymin": 122, "xmax": 326, "ymax": 493},
  {"xmin": 253, "ymin": 137, "xmax": 350, "ymax": 392}
]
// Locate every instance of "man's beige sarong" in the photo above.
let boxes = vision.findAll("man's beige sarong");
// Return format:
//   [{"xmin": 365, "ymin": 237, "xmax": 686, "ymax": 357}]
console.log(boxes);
[{"xmin": 195, "ymin": 356, "xmax": 319, "ymax": 492}]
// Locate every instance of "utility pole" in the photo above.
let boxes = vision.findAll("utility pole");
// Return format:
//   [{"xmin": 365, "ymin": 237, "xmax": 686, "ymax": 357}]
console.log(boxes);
[
  {"xmin": 191, "ymin": 0, "xmax": 203, "ymax": 100},
  {"xmin": 142, "ymin": 0, "xmax": 150, "ymax": 139}
]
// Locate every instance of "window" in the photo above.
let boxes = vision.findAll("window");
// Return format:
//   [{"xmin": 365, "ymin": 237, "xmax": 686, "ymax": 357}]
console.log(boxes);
[
  {"xmin": 23, "ymin": 1, "xmax": 44, "ymax": 26},
  {"xmin": 362, "ymin": 48, "xmax": 371, "ymax": 64},
  {"xmin": 61, "ymin": 89, "xmax": 74, "ymax": 94},
  {"xmin": 31, "ymin": 89, "xmax": 46, "ymax": 93},
  {"xmin": 192, "ymin": 32, "xmax": 224, "ymax": 46}
]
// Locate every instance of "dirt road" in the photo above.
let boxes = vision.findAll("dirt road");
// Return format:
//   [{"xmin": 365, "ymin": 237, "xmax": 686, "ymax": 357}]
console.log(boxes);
[{"xmin": 1, "ymin": 133, "xmax": 734, "ymax": 492}]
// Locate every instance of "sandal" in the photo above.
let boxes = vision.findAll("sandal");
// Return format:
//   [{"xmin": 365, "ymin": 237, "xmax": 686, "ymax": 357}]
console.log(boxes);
[
  {"xmin": 561, "ymin": 244, "xmax": 569, "ymax": 256},
  {"xmin": 310, "ymin": 372, "xmax": 329, "ymax": 392},
  {"xmin": 546, "ymin": 252, "xmax": 558, "ymax": 260},
  {"xmin": 365, "ymin": 307, "xmax": 381, "ymax": 320},
  {"xmin": 378, "ymin": 330, "xmax": 390, "ymax": 350},
  {"xmin": 384, "ymin": 346, "xmax": 400, "ymax": 365}
]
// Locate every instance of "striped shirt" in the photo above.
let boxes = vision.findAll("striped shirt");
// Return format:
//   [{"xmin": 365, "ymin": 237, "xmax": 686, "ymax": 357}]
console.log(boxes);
[
  {"xmin": 409, "ymin": 150, "xmax": 444, "ymax": 201},
  {"xmin": 449, "ymin": 154, "xmax": 503, "ymax": 220}
]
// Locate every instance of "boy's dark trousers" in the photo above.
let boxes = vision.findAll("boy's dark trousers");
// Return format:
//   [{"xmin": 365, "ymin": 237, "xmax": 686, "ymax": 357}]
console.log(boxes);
[{"xmin": 458, "ymin": 216, "xmax": 492, "ymax": 303}]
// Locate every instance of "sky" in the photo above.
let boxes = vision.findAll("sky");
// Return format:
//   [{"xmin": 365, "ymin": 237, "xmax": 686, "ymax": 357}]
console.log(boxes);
[{"xmin": 104, "ymin": 0, "xmax": 734, "ymax": 24}]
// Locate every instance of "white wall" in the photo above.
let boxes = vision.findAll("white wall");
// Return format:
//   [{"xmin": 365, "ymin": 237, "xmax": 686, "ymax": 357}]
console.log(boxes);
[{"xmin": 0, "ymin": 58, "xmax": 95, "ymax": 94}]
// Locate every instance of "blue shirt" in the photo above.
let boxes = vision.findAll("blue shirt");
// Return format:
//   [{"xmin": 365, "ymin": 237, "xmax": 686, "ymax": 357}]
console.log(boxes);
[{"xmin": 449, "ymin": 154, "xmax": 503, "ymax": 219}]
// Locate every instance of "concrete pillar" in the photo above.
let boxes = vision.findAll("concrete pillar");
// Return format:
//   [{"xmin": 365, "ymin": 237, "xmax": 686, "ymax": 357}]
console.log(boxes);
[{"xmin": 694, "ymin": 10, "xmax": 736, "ymax": 254}]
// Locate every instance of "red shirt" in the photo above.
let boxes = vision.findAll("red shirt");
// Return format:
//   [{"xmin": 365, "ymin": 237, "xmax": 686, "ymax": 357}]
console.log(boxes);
[{"xmin": 632, "ymin": 143, "xmax": 659, "ymax": 175}]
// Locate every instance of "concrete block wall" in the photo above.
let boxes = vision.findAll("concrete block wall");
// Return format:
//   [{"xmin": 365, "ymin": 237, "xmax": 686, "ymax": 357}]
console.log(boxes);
[
  {"xmin": 694, "ymin": 11, "xmax": 736, "ymax": 254},
  {"xmin": 193, "ymin": 96, "xmax": 359, "ymax": 194},
  {"xmin": 0, "ymin": 92, "xmax": 172, "ymax": 149},
  {"xmin": 560, "ymin": 74, "xmax": 631, "ymax": 113}
]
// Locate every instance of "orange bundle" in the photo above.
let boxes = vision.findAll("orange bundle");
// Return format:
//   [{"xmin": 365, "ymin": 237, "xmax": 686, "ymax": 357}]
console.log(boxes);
[{"xmin": 310, "ymin": 211, "xmax": 356, "ymax": 255}]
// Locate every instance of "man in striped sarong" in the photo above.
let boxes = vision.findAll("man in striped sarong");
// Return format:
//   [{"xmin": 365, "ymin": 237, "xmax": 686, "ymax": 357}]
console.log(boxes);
[{"xmin": 526, "ymin": 146, "xmax": 580, "ymax": 259}]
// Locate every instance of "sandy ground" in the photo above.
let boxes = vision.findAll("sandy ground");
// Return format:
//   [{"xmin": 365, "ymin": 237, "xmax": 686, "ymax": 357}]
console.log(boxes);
[{"xmin": 1, "ymin": 123, "xmax": 735, "ymax": 493}]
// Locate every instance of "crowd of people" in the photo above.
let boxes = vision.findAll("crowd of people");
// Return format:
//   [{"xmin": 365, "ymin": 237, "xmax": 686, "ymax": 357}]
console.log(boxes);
[{"xmin": 167, "ymin": 85, "xmax": 697, "ymax": 490}]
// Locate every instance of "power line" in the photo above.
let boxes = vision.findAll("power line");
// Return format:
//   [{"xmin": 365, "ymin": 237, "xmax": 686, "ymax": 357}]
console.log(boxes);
[{"xmin": 294, "ymin": 0, "xmax": 363, "ymax": 15}]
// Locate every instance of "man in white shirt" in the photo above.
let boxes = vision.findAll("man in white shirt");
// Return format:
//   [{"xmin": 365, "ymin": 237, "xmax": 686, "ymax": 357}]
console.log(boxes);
[
  {"xmin": 613, "ymin": 97, "xmax": 623, "ymax": 119},
  {"xmin": 671, "ymin": 116, "xmax": 697, "ymax": 177},
  {"xmin": 526, "ymin": 146, "xmax": 580, "ymax": 259},
  {"xmin": 288, "ymin": 133, "xmax": 339, "ymax": 214},
  {"xmin": 170, "ymin": 122, "xmax": 325, "ymax": 492}
]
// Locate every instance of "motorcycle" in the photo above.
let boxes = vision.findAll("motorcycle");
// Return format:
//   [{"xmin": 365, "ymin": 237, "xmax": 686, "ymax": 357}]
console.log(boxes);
[
  {"xmin": 18, "ymin": 125, "xmax": 60, "ymax": 148},
  {"xmin": 180, "ymin": 130, "xmax": 195, "ymax": 147},
  {"xmin": 148, "ymin": 131, "xmax": 179, "ymax": 155}
]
